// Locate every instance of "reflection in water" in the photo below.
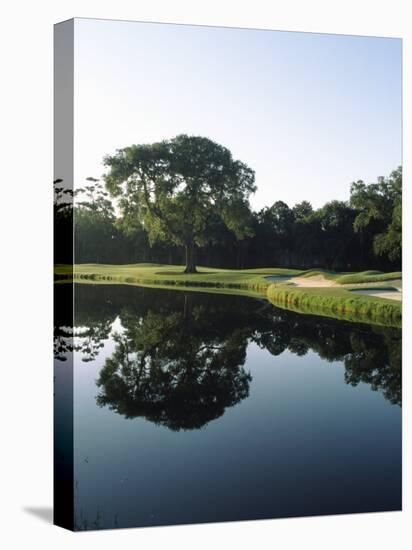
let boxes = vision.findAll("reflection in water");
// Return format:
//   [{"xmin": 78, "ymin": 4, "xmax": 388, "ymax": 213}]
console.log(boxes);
[
  {"xmin": 96, "ymin": 302, "xmax": 252, "ymax": 431},
  {"xmin": 54, "ymin": 287, "xmax": 114, "ymax": 362},
  {"xmin": 54, "ymin": 284, "xmax": 402, "ymax": 529},
  {"xmin": 55, "ymin": 284, "xmax": 401, "ymax": 431}
]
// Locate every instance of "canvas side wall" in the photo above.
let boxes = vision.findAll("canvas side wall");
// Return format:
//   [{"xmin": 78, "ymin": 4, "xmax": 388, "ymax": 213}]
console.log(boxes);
[{"xmin": 54, "ymin": 18, "xmax": 75, "ymax": 531}]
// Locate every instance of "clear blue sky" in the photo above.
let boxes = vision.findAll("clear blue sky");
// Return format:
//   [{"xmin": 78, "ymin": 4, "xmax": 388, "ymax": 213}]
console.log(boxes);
[{"xmin": 74, "ymin": 18, "xmax": 401, "ymax": 210}]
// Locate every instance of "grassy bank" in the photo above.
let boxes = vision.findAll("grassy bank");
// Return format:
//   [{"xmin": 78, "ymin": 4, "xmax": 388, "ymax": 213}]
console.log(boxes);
[
  {"xmin": 292, "ymin": 268, "xmax": 402, "ymax": 285},
  {"xmin": 266, "ymin": 286, "xmax": 401, "ymax": 328},
  {"xmin": 55, "ymin": 263, "xmax": 402, "ymax": 327},
  {"xmin": 333, "ymin": 270, "xmax": 401, "ymax": 285},
  {"xmin": 55, "ymin": 263, "xmax": 302, "ymax": 292}
]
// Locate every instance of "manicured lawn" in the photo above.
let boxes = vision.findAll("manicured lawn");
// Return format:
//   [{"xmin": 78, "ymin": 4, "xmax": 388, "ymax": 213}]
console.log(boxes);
[
  {"xmin": 266, "ymin": 285, "xmax": 401, "ymax": 327},
  {"xmin": 55, "ymin": 263, "xmax": 304, "ymax": 292},
  {"xmin": 54, "ymin": 263, "xmax": 402, "ymax": 327},
  {"xmin": 293, "ymin": 268, "xmax": 402, "ymax": 285}
]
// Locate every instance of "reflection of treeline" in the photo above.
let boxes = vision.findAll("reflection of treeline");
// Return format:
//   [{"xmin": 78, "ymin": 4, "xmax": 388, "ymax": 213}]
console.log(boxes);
[
  {"xmin": 55, "ymin": 167, "xmax": 401, "ymax": 272},
  {"xmin": 54, "ymin": 286, "xmax": 401, "ymax": 430},
  {"xmin": 54, "ymin": 284, "xmax": 121, "ymax": 362}
]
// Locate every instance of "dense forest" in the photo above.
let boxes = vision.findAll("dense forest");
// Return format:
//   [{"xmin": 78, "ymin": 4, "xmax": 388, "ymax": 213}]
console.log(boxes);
[
  {"xmin": 54, "ymin": 136, "xmax": 401, "ymax": 272},
  {"xmin": 55, "ymin": 166, "xmax": 401, "ymax": 272}
]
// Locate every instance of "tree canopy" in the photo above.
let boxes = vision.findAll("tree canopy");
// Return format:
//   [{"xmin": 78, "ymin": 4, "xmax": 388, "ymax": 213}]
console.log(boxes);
[
  {"xmin": 103, "ymin": 134, "xmax": 256, "ymax": 272},
  {"xmin": 69, "ymin": 164, "xmax": 402, "ymax": 272},
  {"xmin": 350, "ymin": 167, "xmax": 402, "ymax": 262}
]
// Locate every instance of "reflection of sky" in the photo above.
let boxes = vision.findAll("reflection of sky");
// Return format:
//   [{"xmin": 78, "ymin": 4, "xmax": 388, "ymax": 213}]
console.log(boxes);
[
  {"xmin": 73, "ymin": 321, "xmax": 401, "ymax": 529},
  {"xmin": 74, "ymin": 19, "xmax": 401, "ymax": 210}
]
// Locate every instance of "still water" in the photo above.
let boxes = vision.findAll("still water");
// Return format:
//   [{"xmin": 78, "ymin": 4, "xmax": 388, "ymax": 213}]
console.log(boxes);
[{"xmin": 54, "ymin": 284, "xmax": 401, "ymax": 530}]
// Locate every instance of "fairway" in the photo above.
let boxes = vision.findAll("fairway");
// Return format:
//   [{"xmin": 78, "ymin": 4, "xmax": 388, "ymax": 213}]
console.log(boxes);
[{"xmin": 54, "ymin": 263, "xmax": 402, "ymax": 327}]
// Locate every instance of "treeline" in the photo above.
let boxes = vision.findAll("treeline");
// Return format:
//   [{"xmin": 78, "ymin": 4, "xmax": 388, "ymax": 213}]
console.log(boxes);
[{"xmin": 55, "ymin": 167, "xmax": 401, "ymax": 272}]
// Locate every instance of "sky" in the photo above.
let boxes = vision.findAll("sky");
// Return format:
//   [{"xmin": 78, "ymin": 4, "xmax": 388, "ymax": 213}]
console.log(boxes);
[{"xmin": 74, "ymin": 18, "xmax": 401, "ymax": 211}]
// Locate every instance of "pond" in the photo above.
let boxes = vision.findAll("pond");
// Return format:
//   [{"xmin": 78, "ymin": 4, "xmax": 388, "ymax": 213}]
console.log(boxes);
[
  {"xmin": 54, "ymin": 284, "xmax": 401, "ymax": 530},
  {"xmin": 264, "ymin": 275, "xmax": 291, "ymax": 282}
]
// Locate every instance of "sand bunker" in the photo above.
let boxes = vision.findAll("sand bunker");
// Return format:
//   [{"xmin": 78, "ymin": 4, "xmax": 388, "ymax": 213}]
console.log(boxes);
[
  {"xmin": 289, "ymin": 275, "xmax": 337, "ymax": 288},
  {"xmin": 384, "ymin": 279, "xmax": 402, "ymax": 289},
  {"xmin": 350, "ymin": 289, "xmax": 402, "ymax": 302},
  {"xmin": 267, "ymin": 273, "xmax": 402, "ymax": 302}
]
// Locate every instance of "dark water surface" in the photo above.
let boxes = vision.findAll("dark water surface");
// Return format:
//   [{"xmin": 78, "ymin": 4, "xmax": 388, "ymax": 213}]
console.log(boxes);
[{"xmin": 54, "ymin": 284, "xmax": 401, "ymax": 530}]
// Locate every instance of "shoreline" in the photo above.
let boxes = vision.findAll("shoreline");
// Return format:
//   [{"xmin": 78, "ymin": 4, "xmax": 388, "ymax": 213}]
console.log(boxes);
[{"xmin": 54, "ymin": 264, "xmax": 402, "ymax": 328}]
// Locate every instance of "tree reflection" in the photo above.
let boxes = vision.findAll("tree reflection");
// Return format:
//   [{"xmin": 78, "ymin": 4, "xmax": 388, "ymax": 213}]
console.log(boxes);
[
  {"xmin": 343, "ymin": 328, "xmax": 401, "ymax": 405},
  {"xmin": 96, "ymin": 297, "xmax": 252, "ymax": 431},
  {"xmin": 54, "ymin": 285, "xmax": 401, "ymax": 430},
  {"xmin": 54, "ymin": 285, "xmax": 126, "ymax": 362},
  {"xmin": 251, "ymin": 309, "xmax": 401, "ymax": 406}
]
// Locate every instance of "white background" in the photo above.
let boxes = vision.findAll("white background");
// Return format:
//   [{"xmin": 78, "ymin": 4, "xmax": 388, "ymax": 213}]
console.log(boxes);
[{"xmin": 0, "ymin": 1, "xmax": 410, "ymax": 548}]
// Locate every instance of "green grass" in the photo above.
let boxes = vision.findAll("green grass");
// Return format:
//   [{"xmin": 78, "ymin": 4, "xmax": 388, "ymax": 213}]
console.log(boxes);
[
  {"xmin": 266, "ymin": 286, "xmax": 401, "ymax": 328},
  {"xmin": 55, "ymin": 263, "xmax": 402, "ymax": 327},
  {"xmin": 55, "ymin": 263, "xmax": 303, "ymax": 292},
  {"xmin": 289, "ymin": 268, "xmax": 401, "ymax": 285},
  {"xmin": 334, "ymin": 271, "xmax": 401, "ymax": 285}
]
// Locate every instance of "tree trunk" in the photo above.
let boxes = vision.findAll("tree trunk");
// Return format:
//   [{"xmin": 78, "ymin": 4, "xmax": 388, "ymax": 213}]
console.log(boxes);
[{"xmin": 184, "ymin": 243, "xmax": 197, "ymax": 273}]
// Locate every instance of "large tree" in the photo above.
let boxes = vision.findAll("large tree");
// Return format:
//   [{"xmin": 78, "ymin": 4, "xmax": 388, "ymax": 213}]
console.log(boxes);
[{"xmin": 103, "ymin": 134, "xmax": 256, "ymax": 272}]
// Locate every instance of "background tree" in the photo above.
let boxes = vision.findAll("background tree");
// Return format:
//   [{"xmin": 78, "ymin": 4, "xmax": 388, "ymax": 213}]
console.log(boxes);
[
  {"xmin": 103, "ymin": 134, "xmax": 256, "ymax": 273},
  {"xmin": 350, "ymin": 166, "xmax": 402, "ymax": 265},
  {"xmin": 74, "ymin": 178, "xmax": 118, "ymax": 263},
  {"xmin": 69, "ymin": 166, "xmax": 401, "ymax": 272},
  {"xmin": 315, "ymin": 200, "xmax": 358, "ymax": 270},
  {"xmin": 290, "ymin": 201, "xmax": 320, "ymax": 267}
]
